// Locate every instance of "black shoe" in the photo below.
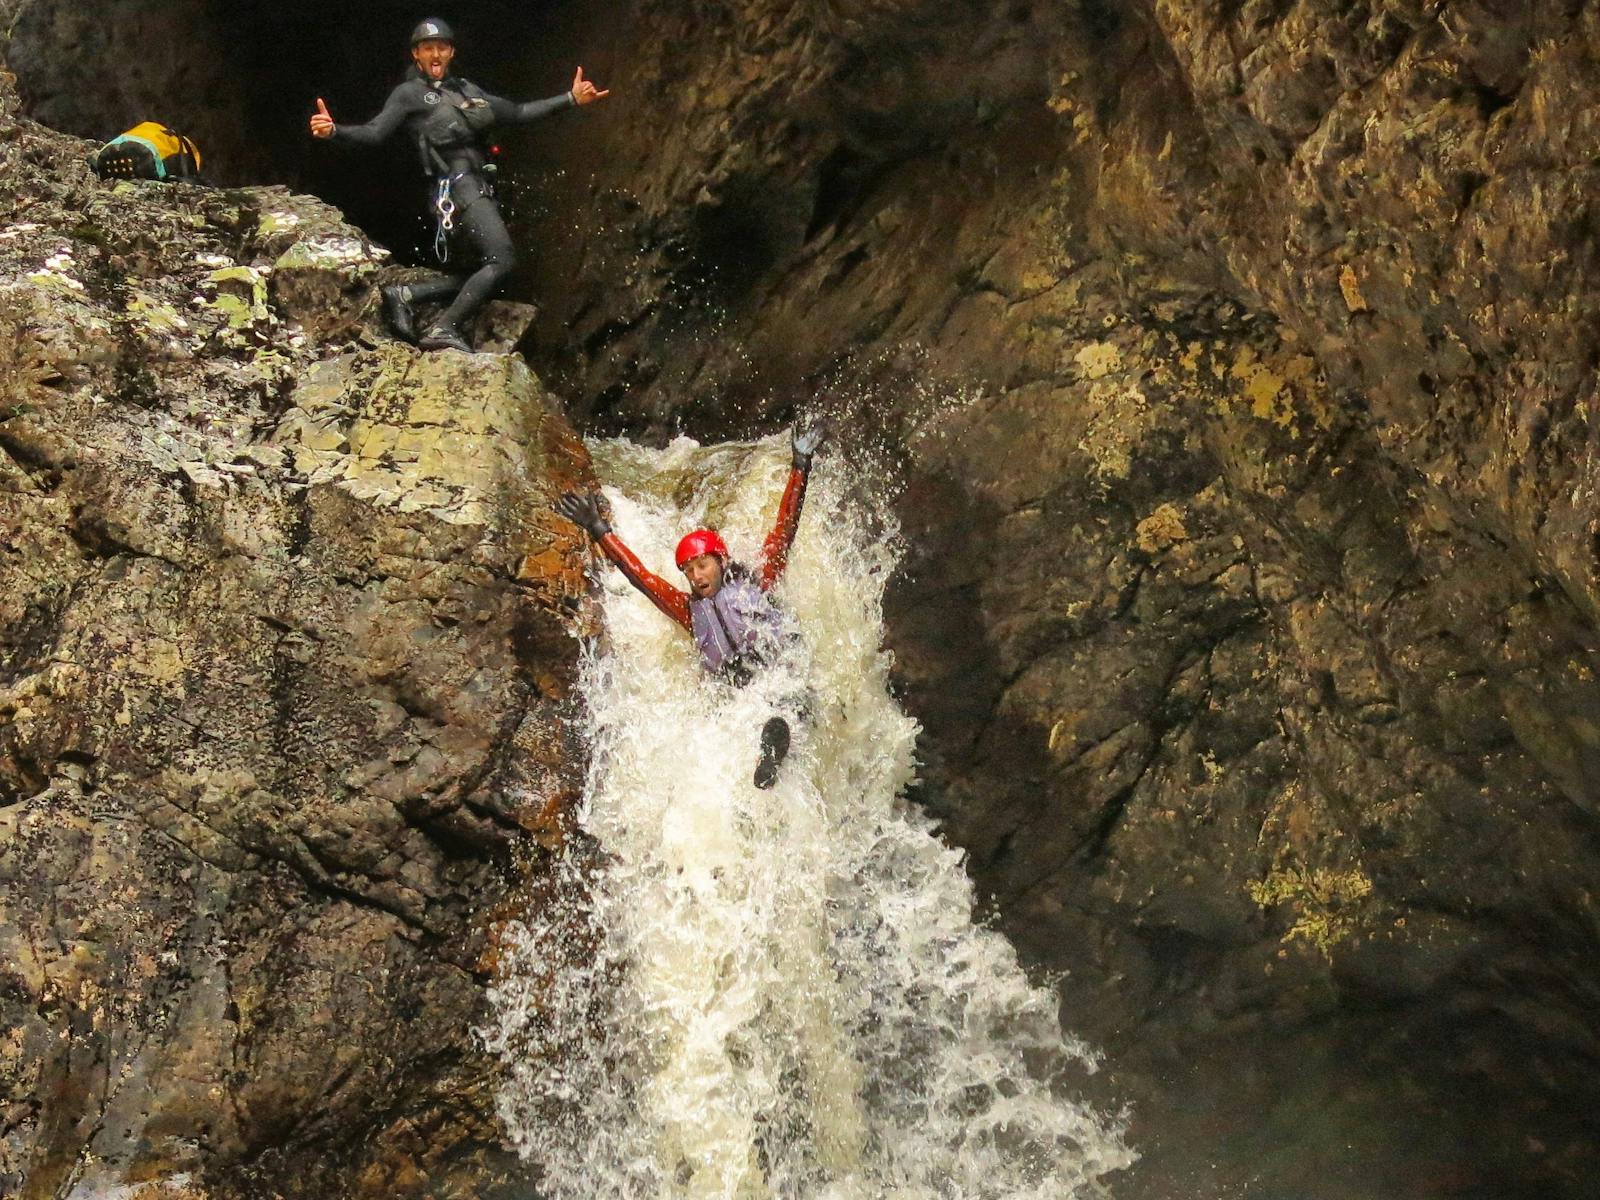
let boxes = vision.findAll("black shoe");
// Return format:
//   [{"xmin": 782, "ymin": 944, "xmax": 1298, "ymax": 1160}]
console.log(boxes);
[
  {"xmin": 418, "ymin": 323, "xmax": 474, "ymax": 353},
  {"xmin": 754, "ymin": 717, "xmax": 791, "ymax": 789},
  {"xmin": 381, "ymin": 285, "xmax": 417, "ymax": 343}
]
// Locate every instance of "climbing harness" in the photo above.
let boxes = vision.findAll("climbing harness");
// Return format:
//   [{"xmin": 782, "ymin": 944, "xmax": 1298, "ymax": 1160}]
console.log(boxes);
[{"xmin": 432, "ymin": 175, "xmax": 458, "ymax": 263}]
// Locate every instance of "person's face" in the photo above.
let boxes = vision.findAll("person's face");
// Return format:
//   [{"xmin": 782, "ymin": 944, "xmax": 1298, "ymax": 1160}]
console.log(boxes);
[
  {"xmin": 683, "ymin": 553, "xmax": 724, "ymax": 599},
  {"xmin": 412, "ymin": 39, "xmax": 455, "ymax": 80}
]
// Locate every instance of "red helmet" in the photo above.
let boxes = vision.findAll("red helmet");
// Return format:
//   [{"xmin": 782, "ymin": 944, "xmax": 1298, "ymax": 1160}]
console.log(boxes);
[{"xmin": 675, "ymin": 529, "xmax": 728, "ymax": 570}]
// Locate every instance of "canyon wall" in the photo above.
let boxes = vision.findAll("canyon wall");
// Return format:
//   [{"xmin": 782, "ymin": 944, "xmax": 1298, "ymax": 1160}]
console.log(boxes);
[
  {"xmin": 6, "ymin": 2, "xmax": 1600, "ymax": 1196},
  {"xmin": 507, "ymin": 3, "xmax": 1600, "ymax": 1194}
]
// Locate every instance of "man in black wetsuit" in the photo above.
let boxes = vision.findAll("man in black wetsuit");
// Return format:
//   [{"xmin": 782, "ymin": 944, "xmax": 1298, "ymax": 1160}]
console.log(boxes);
[{"xmin": 309, "ymin": 17, "xmax": 608, "ymax": 353}]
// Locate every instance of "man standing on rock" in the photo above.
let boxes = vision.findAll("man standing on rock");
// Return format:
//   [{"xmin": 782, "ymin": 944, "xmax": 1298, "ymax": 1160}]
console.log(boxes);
[{"xmin": 308, "ymin": 17, "xmax": 608, "ymax": 353}]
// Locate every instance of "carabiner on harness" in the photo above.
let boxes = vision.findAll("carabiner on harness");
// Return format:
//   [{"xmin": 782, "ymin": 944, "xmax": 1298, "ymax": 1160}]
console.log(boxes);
[{"xmin": 432, "ymin": 175, "xmax": 459, "ymax": 264}]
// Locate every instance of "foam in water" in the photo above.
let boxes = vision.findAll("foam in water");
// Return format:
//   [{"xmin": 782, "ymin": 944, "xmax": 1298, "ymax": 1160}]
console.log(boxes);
[{"xmin": 483, "ymin": 433, "xmax": 1134, "ymax": 1198}]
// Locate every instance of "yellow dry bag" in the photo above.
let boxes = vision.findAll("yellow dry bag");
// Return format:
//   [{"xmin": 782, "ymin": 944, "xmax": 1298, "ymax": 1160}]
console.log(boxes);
[{"xmin": 90, "ymin": 122, "xmax": 203, "ymax": 182}]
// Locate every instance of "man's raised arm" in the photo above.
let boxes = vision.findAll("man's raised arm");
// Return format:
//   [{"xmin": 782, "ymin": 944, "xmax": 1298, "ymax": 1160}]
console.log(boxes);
[
  {"xmin": 308, "ymin": 87, "xmax": 415, "ymax": 145},
  {"xmin": 759, "ymin": 420, "xmax": 824, "ymax": 590},
  {"xmin": 488, "ymin": 65, "xmax": 610, "ymax": 124},
  {"xmin": 555, "ymin": 492, "xmax": 691, "ymax": 631}
]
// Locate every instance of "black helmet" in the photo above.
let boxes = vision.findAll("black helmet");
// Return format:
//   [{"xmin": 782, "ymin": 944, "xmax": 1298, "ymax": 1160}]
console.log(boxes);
[{"xmin": 410, "ymin": 17, "xmax": 455, "ymax": 46}]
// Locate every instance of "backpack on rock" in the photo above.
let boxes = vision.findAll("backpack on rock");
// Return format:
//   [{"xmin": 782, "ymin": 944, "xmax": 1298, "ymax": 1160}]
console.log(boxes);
[{"xmin": 89, "ymin": 122, "xmax": 204, "ymax": 183}]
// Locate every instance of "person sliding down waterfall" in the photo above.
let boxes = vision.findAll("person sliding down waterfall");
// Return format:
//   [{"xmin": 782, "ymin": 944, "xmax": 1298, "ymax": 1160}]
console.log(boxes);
[
  {"xmin": 308, "ymin": 17, "xmax": 609, "ymax": 353},
  {"xmin": 556, "ymin": 421, "xmax": 826, "ymax": 789}
]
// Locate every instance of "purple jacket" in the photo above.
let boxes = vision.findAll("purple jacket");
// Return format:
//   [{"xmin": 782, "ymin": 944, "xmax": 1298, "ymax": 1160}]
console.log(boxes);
[{"xmin": 690, "ymin": 576, "xmax": 784, "ymax": 675}]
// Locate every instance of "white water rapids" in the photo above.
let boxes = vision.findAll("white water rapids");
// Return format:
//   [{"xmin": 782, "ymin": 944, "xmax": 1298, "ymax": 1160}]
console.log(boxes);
[{"xmin": 483, "ymin": 432, "xmax": 1133, "ymax": 1199}]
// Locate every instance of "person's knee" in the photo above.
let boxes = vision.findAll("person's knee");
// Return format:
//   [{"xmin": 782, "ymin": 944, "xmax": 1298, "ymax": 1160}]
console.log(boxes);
[{"xmin": 487, "ymin": 243, "xmax": 517, "ymax": 277}]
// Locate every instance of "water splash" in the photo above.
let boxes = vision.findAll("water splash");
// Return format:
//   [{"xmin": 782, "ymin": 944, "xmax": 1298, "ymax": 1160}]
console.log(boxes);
[{"xmin": 484, "ymin": 433, "xmax": 1133, "ymax": 1199}]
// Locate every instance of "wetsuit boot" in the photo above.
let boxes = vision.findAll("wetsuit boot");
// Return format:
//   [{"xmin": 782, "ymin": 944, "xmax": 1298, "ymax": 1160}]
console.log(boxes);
[
  {"xmin": 419, "ymin": 322, "xmax": 474, "ymax": 353},
  {"xmin": 381, "ymin": 285, "xmax": 418, "ymax": 343},
  {"xmin": 754, "ymin": 716, "xmax": 791, "ymax": 789}
]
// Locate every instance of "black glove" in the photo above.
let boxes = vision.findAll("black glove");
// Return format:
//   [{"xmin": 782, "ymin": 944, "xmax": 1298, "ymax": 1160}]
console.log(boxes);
[
  {"xmin": 555, "ymin": 491, "xmax": 611, "ymax": 540},
  {"xmin": 791, "ymin": 418, "xmax": 826, "ymax": 471}
]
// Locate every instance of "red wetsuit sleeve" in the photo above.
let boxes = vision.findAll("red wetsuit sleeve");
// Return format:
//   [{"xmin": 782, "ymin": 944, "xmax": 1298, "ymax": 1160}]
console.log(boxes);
[
  {"xmin": 597, "ymin": 532, "xmax": 692, "ymax": 632},
  {"xmin": 759, "ymin": 466, "xmax": 810, "ymax": 591}
]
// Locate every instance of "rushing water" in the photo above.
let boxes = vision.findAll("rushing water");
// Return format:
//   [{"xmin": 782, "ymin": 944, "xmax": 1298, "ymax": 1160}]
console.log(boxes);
[{"xmin": 483, "ymin": 432, "xmax": 1133, "ymax": 1199}]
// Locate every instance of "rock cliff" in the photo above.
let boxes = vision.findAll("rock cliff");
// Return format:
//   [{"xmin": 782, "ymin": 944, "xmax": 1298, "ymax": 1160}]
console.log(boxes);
[
  {"xmin": 502, "ymin": 3, "xmax": 1600, "ymax": 1195},
  {"xmin": 0, "ymin": 66, "xmax": 594, "ymax": 1199}
]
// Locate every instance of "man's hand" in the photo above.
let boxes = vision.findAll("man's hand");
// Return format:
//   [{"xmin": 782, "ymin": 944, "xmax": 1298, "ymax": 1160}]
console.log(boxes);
[
  {"xmin": 555, "ymin": 491, "xmax": 611, "ymax": 540},
  {"xmin": 570, "ymin": 66, "xmax": 611, "ymax": 106},
  {"xmin": 792, "ymin": 418, "xmax": 827, "ymax": 470},
  {"xmin": 309, "ymin": 98, "xmax": 335, "ymax": 139}
]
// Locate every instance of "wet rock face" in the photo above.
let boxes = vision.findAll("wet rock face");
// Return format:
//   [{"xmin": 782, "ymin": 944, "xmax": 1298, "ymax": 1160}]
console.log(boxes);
[
  {"xmin": 490, "ymin": 2, "xmax": 1600, "ymax": 1195},
  {"xmin": 0, "ymin": 70, "xmax": 592, "ymax": 1199}
]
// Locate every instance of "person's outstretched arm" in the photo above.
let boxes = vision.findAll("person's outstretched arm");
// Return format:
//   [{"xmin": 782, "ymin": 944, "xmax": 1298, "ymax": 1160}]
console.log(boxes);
[
  {"xmin": 308, "ymin": 84, "xmax": 417, "ymax": 146},
  {"xmin": 759, "ymin": 420, "xmax": 825, "ymax": 591},
  {"xmin": 556, "ymin": 492, "xmax": 691, "ymax": 632},
  {"xmin": 487, "ymin": 65, "xmax": 610, "ymax": 124}
]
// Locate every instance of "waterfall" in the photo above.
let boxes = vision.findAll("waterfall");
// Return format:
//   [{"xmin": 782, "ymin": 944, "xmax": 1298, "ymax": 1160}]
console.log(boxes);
[{"xmin": 483, "ymin": 431, "xmax": 1134, "ymax": 1199}]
